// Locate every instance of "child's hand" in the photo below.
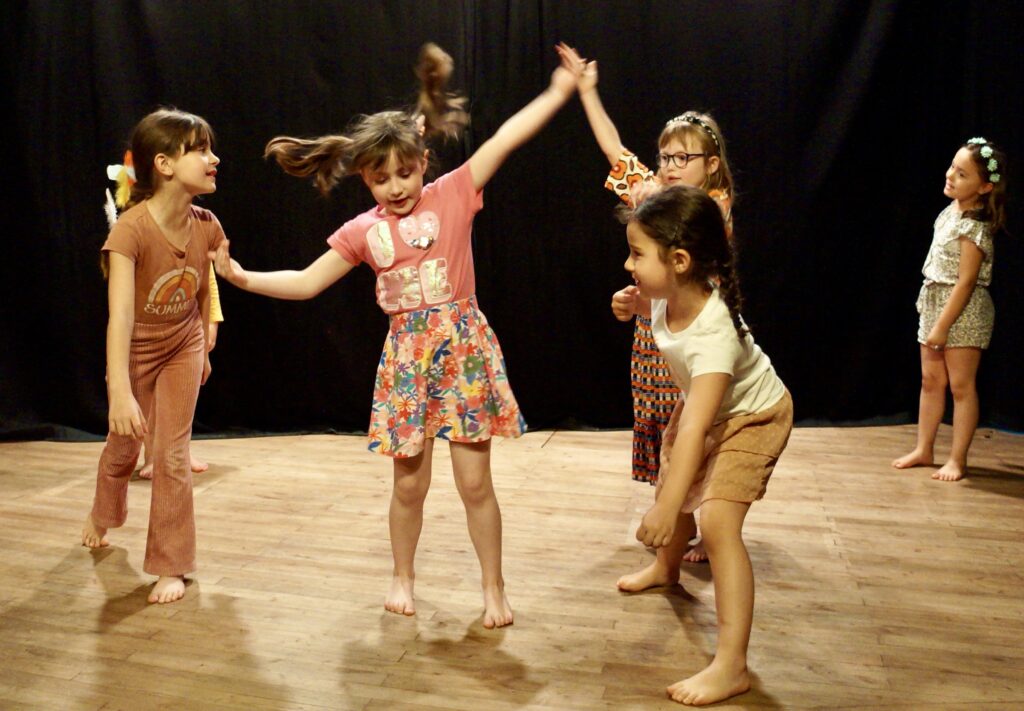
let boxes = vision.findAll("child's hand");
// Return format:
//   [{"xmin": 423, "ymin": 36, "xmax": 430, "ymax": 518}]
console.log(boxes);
[
  {"xmin": 629, "ymin": 177, "xmax": 662, "ymax": 207},
  {"xmin": 207, "ymin": 321, "xmax": 219, "ymax": 352},
  {"xmin": 611, "ymin": 285, "xmax": 639, "ymax": 321},
  {"xmin": 552, "ymin": 43, "xmax": 585, "ymax": 97},
  {"xmin": 636, "ymin": 502, "xmax": 677, "ymax": 548},
  {"xmin": 209, "ymin": 240, "xmax": 247, "ymax": 287},
  {"xmin": 579, "ymin": 60, "xmax": 598, "ymax": 95},
  {"xmin": 202, "ymin": 352, "xmax": 212, "ymax": 385},
  {"xmin": 108, "ymin": 393, "xmax": 147, "ymax": 440},
  {"xmin": 925, "ymin": 325, "xmax": 948, "ymax": 352}
]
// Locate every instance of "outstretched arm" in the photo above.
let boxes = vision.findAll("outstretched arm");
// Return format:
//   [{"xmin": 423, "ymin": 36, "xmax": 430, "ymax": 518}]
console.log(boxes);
[
  {"xmin": 576, "ymin": 56, "xmax": 627, "ymax": 166},
  {"xmin": 209, "ymin": 240, "xmax": 355, "ymax": 301},
  {"xmin": 467, "ymin": 43, "xmax": 583, "ymax": 191}
]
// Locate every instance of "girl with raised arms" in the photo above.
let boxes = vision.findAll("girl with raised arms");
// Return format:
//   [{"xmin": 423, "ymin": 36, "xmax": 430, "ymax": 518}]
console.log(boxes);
[{"xmin": 211, "ymin": 43, "xmax": 583, "ymax": 628}]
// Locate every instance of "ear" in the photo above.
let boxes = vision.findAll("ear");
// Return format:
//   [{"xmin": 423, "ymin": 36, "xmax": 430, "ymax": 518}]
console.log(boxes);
[
  {"xmin": 153, "ymin": 153, "xmax": 175, "ymax": 179},
  {"xmin": 705, "ymin": 155, "xmax": 720, "ymax": 176},
  {"xmin": 979, "ymin": 181, "xmax": 994, "ymax": 195},
  {"xmin": 671, "ymin": 248, "xmax": 692, "ymax": 276},
  {"xmin": 422, "ymin": 149, "xmax": 430, "ymax": 168}
]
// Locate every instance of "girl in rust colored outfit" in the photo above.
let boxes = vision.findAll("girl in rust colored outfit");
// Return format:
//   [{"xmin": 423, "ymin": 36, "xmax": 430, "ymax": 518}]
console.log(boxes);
[{"xmin": 83, "ymin": 108, "xmax": 225, "ymax": 605}]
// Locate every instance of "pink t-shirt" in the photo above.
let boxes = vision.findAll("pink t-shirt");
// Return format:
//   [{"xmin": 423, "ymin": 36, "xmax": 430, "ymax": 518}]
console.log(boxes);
[{"xmin": 327, "ymin": 162, "xmax": 483, "ymax": 314}]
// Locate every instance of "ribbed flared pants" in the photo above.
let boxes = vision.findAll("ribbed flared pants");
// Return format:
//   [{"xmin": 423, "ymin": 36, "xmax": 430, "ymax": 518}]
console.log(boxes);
[{"xmin": 90, "ymin": 306, "xmax": 204, "ymax": 576}]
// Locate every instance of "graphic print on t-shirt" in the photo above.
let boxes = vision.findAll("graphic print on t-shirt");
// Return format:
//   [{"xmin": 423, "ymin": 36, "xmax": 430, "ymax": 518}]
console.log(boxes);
[{"xmin": 146, "ymin": 266, "xmax": 200, "ymax": 317}]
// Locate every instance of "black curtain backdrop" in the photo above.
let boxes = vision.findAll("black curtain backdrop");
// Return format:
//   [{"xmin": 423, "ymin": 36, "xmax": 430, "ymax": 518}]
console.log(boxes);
[{"xmin": 2, "ymin": 1, "xmax": 1022, "ymax": 440}]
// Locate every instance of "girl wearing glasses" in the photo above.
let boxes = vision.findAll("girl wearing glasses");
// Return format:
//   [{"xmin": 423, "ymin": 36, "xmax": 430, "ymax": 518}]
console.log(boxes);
[{"xmin": 573, "ymin": 52, "xmax": 735, "ymax": 574}]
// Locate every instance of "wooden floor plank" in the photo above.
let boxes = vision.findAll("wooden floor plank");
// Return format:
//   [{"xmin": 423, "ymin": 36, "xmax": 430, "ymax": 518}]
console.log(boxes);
[{"xmin": 1, "ymin": 424, "xmax": 1022, "ymax": 708}]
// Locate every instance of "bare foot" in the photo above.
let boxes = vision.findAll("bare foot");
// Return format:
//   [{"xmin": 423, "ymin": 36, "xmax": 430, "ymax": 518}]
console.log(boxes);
[
  {"xmin": 667, "ymin": 660, "xmax": 750, "ymax": 706},
  {"xmin": 81, "ymin": 514, "xmax": 109, "ymax": 548},
  {"xmin": 139, "ymin": 455, "xmax": 208, "ymax": 480},
  {"xmin": 932, "ymin": 460, "xmax": 965, "ymax": 481},
  {"xmin": 148, "ymin": 576, "xmax": 186, "ymax": 604},
  {"xmin": 891, "ymin": 448, "xmax": 933, "ymax": 469},
  {"xmin": 617, "ymin": 560, "xmax": 679, "ymax": 592},
  {"xmin": 385, "ymin": 575, "xmax": 416, "ymax": 616},
  {"xmin": 482, "ymin": 583, "xmax": 513, "ymax": 629},
  {"xmin": 682, "ymin": 539, "xmax": 708, "ymax": 563}
]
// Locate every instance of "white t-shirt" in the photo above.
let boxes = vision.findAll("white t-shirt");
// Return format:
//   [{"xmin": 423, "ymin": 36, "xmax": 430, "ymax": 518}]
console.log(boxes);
[{"xmin": 651, "ymin": 289, "xmax": 786, "ymax": 423}]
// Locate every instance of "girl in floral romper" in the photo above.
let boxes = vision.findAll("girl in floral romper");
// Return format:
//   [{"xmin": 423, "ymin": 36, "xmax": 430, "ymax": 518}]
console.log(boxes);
[
  {"xmin": 210, "ymin": 43, "xmax": 583, "ymax": 627},
  {"xmin": 893, "ymin": 138, "xmax": 1007, "ymax": 482}
]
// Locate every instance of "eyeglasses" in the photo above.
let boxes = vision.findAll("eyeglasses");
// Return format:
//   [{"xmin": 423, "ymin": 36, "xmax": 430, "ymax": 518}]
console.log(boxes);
[{"xmin": 656, "ymin": 152, "xmax": 706, "ymax": 169}]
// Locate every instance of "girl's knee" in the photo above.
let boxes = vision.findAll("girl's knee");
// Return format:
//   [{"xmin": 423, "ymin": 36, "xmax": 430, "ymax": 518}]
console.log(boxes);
[
  {"xmin": 948, "ymin": 378, "xmax": 977, "ymax": 401},
  {"xmin": 921, "ymin": 370, "xmax": 947, "ymax": 392},
  {"xmin": 696, "ymin": 501, "xmax": 747, "ymax": 549},
  {"xmin": 393, "ymin": 475, "xmax": 429, "ymax": 505},
  {"xmin": 455, "ymin": 472, "xmax": 494, "ymax": 506}
]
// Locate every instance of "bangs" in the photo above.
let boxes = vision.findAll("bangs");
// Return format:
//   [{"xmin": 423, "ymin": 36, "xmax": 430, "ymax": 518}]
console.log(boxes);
[
  {"xmin": 181, "ymin": 118, "xmax": 215, "ymax": 153},
  {"xmin": 659, "ymin": 123, "xmax": 707, "ymax": 152},
  {"xmin": 359, "ymin": 138, "xmax": 422, "ymax": 173}
]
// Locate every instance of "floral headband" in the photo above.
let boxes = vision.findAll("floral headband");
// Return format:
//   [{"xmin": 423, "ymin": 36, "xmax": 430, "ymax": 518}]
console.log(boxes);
[
  {"xmin": 966, "ymin": 137, "xmax": 1001, "ymax": 183},
  {"xmin": 666, "ymin": 113, "xmax": 721, "ymax": 150}
]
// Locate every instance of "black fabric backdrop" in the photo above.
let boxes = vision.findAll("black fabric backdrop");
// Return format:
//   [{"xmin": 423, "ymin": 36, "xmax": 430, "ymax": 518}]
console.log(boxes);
[{"xmin": 2, "ymin": 1, "xmax": 1022, "ymax": 440}]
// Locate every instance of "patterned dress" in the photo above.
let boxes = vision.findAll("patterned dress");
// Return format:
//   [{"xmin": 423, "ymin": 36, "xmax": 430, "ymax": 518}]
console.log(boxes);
[{"xmin": 916, "ymin": 203, "xmax": 995, "ymax": 349}]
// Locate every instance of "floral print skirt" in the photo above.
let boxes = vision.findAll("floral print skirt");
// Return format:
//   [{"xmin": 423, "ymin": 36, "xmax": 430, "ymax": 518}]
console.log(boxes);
[{"xmin": 368, "ymin": 296, "xmax": 526, "ymax": 458}]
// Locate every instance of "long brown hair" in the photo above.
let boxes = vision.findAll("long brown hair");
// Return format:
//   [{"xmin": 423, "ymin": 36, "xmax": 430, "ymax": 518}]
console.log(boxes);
[{"xmin": 264, "ymin": 43, "xmax": 469, "ymax": 196}]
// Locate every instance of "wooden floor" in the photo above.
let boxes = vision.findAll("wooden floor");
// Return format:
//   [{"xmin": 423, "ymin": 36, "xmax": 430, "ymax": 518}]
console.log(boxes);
[{"xmin": 0, "ymin": 425, "xmax": 1022, "ymax": 710}]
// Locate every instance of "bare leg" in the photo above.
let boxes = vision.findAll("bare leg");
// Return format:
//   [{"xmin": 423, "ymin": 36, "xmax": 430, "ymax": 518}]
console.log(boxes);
[
  {"xmin": 387, "ymin": 440, "xmax": 433, "ymax": 616},
  {"xmin": 618, "ymin": 510, "xmax": 696, "ymax": 591},
  {"xmin": 668, "ymin": 499, "xmax": 753, "ymax": 706},
  {"xmin": 450, "ymin": 439, "xmax": 512, "ymax": 628},
  {"xmin": 893, "ymin": 345, "xmax": 946, "ymax": 469},
  {"xmin": 934, "ymin": 347, "xmax": 982, "ymax": 481}
]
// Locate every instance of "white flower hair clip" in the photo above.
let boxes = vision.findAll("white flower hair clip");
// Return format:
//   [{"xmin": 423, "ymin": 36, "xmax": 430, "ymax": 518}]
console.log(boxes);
[{"xmin": 967, "ymin": 137, "xmax": 988, "ymax": 145}]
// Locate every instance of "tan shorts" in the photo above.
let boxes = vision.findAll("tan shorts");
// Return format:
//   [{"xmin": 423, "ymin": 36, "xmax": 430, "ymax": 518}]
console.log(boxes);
[{"xmin": 658, "ymin": 390, "xmax": 793, "ymax": 513}]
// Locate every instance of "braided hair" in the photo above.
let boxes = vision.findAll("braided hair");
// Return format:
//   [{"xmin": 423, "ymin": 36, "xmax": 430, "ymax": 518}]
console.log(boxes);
[{"xmin": 628, "ymin": 185, "xmax": 747, "ymax": 339}]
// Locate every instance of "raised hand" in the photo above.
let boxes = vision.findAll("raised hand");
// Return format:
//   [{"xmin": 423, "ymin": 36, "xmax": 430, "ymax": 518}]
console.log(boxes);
[
  {"xmin": 552, "ymin": 42, "xmax": 585, "ymax": 96},
  {"xmin": 579, "ymin": 59, "xmax": 598, "ymax": 95}
]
